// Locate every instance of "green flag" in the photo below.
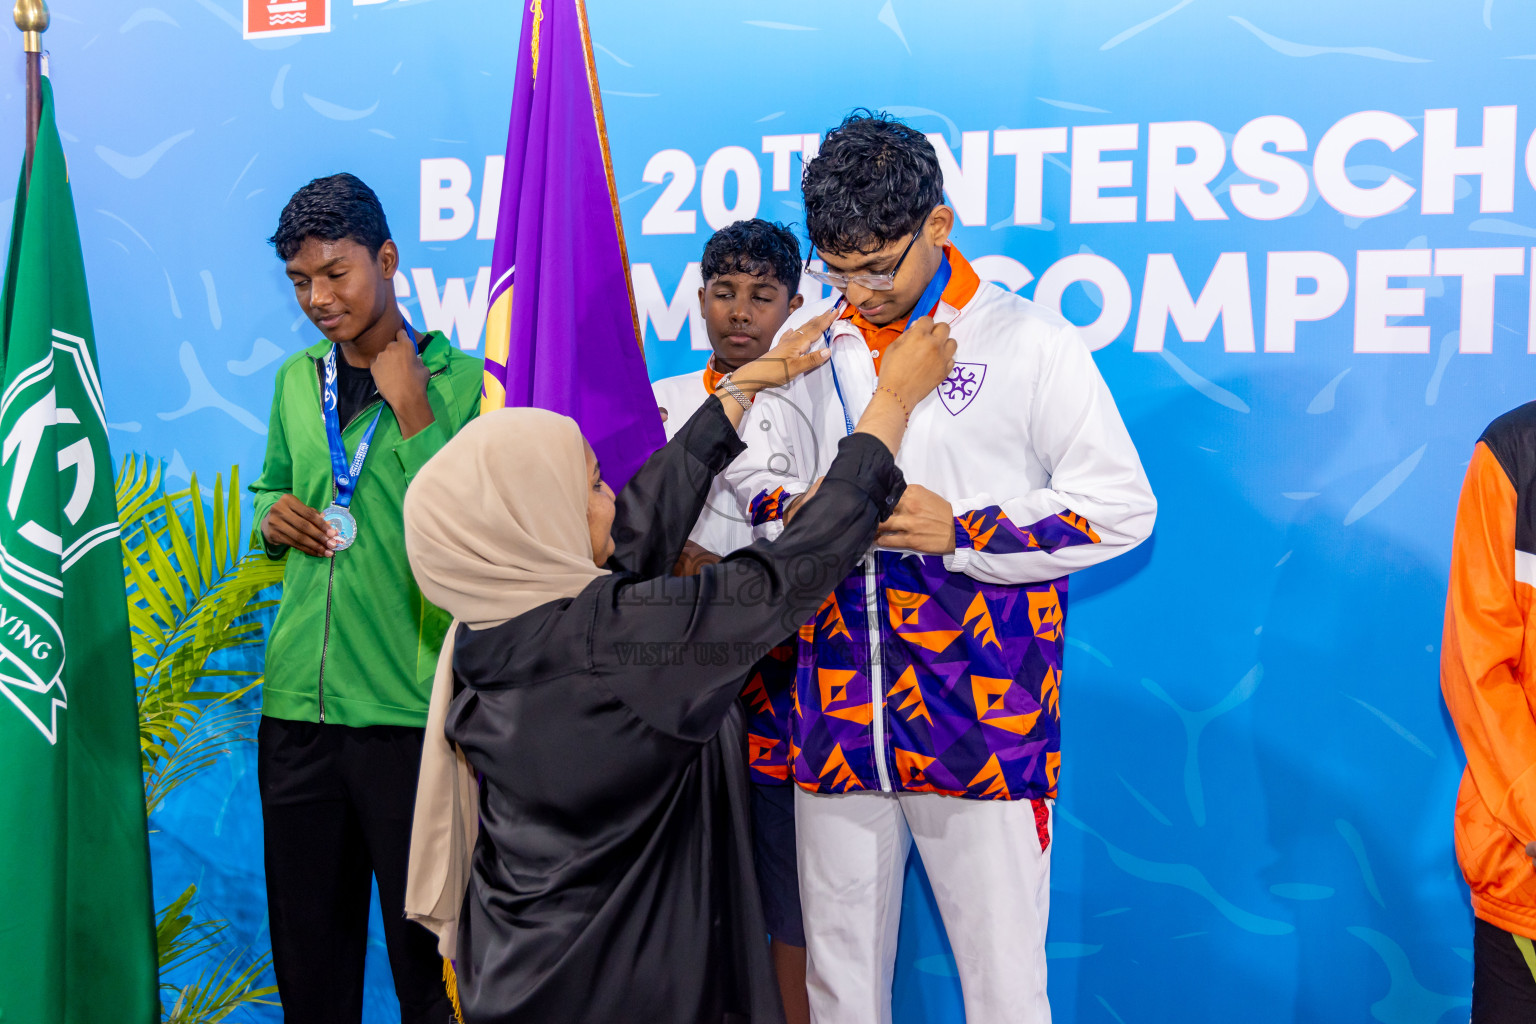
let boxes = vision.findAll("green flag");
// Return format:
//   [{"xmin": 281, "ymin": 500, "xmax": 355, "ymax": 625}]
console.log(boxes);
[{"xmin": 0, "ymin": 77, "xmax": 158, "ymax": 1024}]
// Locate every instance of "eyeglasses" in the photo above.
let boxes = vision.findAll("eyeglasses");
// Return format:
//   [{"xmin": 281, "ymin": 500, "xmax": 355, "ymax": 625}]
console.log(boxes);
[{"xmin": 802, "ymin": 217, "xmax": 927, "ymax": 293}]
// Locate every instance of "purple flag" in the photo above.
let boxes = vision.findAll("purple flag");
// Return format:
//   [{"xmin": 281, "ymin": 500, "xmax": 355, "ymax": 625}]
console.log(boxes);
[{"xmin": 482, "ymin": 0, "xmax": 664, "ymax": 490}]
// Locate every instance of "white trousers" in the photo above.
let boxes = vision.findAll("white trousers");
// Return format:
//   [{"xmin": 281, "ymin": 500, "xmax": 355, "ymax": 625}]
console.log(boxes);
[{"xmin": 794, "ymin": 788, "xmax": 1052, "ymax": 1024}]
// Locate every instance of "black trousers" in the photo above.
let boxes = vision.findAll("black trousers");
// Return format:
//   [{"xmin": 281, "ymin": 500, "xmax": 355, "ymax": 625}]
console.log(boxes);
[
  {"xmin": 258, "ymin": 716, "xmax": 453, "ymax": 1024},
  {"xmin": 1473, "ymin": 916, "xmax": 1536, "ymax": 1023}
]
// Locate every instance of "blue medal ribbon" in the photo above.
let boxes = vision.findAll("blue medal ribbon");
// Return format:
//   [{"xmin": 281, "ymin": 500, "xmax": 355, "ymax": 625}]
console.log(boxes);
[
  {"xmin": 826, "ymin": 252, "xmax": 954, "ymax": 437},
  {"xmin": 322, "ymin": 347, "xmax": 383, "ymax": 510},
  {"xmin": 322, "ymin": 324, "xmax": 419, "ymax": 510},
  {"xmin": 904, "ymin": 254, "xmax": 953, "ymax": 333},
  {"xmin": 317, "ymin": 325, "xmax": 422, "ymax": 551}
]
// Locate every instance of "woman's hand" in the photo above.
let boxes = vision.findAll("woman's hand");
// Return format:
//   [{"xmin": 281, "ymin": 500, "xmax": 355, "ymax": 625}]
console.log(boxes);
[
  {"xmin": 712, "ymin": 307, "xmax": 837, "ymax": 429},
  {"xmin": 854, "ymin": 317, "xmax": 956, "ymax": 455},
  {"xmin": 727, "ymin": 307, "xmax": 839, "ymax": 396},
  {"xmin": 876, "ymin": 316, "xmax": 956, "ymax": 409}
]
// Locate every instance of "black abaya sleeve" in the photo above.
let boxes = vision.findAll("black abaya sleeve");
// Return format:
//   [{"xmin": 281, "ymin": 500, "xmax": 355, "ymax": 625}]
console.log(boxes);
[
  {"xmin": 595, "ymin": 431, "xmax": 904, "ymax": 742},
  {"xmin": 606, "ymin": 395, "xmax": 745, "ymax": 579}
]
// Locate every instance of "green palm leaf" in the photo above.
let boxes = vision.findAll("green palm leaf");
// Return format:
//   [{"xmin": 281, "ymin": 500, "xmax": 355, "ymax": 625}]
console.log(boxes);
[
  {"xmin": 118, "ymin": 455, "xmax": 288, "ymax": 1022},
  {"xmin": 156, "ymin": 885, "xmax": 278, "ymax": 1024}
]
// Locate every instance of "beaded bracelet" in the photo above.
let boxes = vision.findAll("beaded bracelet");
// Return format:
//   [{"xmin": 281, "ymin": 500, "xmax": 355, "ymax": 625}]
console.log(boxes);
[{"xmin": 875, "ymin": 384, "xmax": 910, "ymax": 422}]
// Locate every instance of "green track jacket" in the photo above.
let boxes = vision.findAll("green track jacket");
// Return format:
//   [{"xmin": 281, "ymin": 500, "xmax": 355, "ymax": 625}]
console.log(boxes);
[{"xmin": 250, "ymin": 331, "xmax": 484, "ymax": 727}]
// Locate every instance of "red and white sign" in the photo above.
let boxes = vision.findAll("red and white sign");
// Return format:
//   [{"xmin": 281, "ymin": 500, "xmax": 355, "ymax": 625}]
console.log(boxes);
[{"xmin": 243, "ymin": 0, "xmax": 330, "ymax": 39}]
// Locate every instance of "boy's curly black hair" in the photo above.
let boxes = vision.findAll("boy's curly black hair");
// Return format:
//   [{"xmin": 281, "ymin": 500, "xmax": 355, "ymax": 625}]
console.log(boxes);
[
  {"xmin": 802, "ymin": 109, "xmax": 944, "ymax": 256},
  {"xmin": 270, "ymin": 172, "xmax": 392, "ymax": 261},
  {"xmin": 700, "ymin": 219, "xmax": 802, "ymax": 293}
]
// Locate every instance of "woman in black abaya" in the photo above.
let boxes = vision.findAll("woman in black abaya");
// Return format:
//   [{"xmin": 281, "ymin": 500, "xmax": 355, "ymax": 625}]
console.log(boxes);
[{"xmin": 400, "ymin": 310, "xmax": 954, "ymax": 1024}]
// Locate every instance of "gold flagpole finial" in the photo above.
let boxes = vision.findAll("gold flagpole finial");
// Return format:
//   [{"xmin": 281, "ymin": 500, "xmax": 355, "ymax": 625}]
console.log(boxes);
[
  {"xmin": 14, "ymin": 0, "xmax": 47, "ymax": 53},
  {"xmin": 15, "ymin": 0, "xmax": 46, "ymax": 184}
]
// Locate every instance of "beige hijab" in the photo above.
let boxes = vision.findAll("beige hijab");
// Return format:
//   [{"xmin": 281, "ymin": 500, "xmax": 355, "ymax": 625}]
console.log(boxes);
[{"xmin": 402, "ymin": 407, "xmax": 609, "ymax": 958}]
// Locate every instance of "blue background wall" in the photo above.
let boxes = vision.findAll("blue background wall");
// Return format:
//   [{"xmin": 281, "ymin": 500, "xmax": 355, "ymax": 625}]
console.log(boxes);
[{"xmin": 9, "ymin": 1, "xmax": 1532, "ymax": 1020}]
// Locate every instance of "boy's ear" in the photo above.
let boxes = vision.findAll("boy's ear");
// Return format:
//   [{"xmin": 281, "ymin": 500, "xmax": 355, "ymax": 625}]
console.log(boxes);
[
  {"xmin": 788, "ymin": 293, "xmax": 804, "ymax": 313},
  {"xmin": 378, "ymin": 239, "xmax": 400, "ymax": 280},
  {"xmin": 698, "ymin": 284, "xmax": 707, "ymax": 314},
  {"xmin": 928, "ymin": 206, "xmax": 955, "ymax": 247}
]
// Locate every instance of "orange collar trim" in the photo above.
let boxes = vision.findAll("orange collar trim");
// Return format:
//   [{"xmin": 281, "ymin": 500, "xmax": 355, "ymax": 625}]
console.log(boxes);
[
  {"xmin": 838, "ymin": 244, "xmax": 980, "ymax": 335},
  {"xmin": 702, "ymin": 358, "xmax": 725, "ymax": 395},
  {"xmin": 701, "ymin": 357, "xmax": 756, "ymax": 403}
]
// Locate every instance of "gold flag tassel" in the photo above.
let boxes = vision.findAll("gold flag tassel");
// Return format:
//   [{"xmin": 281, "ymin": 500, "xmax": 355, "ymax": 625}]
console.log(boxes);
[{"xmin": 444, "ymin": 957, "xmax": 464, "ymax": 1023}]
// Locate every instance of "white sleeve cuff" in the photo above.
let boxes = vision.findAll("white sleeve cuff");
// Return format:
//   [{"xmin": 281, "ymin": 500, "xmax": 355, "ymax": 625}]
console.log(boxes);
[{"xmin": 943, "ymin": 545, "xmax": 973, "ymax": 573}]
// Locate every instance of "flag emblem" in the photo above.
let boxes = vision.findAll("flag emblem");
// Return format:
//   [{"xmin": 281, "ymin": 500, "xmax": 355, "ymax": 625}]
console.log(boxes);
[{"xmin": 0, "ymin": 330, "xmax": 113, "ymax": 744}]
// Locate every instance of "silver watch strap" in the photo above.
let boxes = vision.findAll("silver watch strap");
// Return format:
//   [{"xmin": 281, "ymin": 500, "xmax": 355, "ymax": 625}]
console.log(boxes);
[{"xmin": 718, "ymin": 374, "xmax": 752, "ymax": 410}]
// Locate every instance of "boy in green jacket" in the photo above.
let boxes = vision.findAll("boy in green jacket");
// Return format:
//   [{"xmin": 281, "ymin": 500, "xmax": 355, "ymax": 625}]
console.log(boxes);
[{"xmin": 250, "ymin": 173, "xmax": 483, "ymax": 1024}]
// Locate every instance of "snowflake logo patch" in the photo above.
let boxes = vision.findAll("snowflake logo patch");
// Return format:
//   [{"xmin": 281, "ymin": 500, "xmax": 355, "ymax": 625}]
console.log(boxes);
[{"xmin": 937, "ymin": 362, "xmax": 987, "ymax": 416}]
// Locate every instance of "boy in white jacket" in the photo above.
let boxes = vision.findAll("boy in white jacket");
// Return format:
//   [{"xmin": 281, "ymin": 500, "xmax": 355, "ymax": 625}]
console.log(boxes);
[{"xmin": 724, "ymin": 111, "xmax": 1157, "ymax": 1024}]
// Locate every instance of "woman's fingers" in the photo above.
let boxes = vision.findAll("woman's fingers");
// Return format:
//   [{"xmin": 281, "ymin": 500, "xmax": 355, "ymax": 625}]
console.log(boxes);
[
  {"xmin": 740, "ymin": 309, "xmax": 840, "ymax": 391},
  {"xmin": 875, "ymin": 316, "xmax": 959, "ymax": 403},
  {"xmin": 800, "ymin": 306, "xmax": 840, "ymax": 341},
  {"xmin": 788, "ymin": 348, "xmax": 831, "ymax": 377},
  {"xmin": 773, "ymin": 307, "xmax": 838, "ymax": 360},
  {"xmin": 783, "ymin": 309, "xmax": 840, "ymax": 371}
]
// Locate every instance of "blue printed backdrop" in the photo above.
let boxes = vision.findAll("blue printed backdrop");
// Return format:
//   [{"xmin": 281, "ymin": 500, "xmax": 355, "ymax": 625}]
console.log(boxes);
[{"xmin": 11, "ymin": 0, "xmax": 1535, "ymax": 1020}]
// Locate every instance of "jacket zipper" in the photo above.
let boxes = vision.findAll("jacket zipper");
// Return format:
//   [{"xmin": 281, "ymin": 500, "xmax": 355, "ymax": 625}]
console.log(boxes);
[
  {"xmin": 864, "ymin": 554, "xmax": 893, "ymax": 792},
  {"xmin": 832, "ymin": 303, "xmax": 967, "ymax": 793},
  {"xmin": 828, "ymin": 328, "xmax": 898, "ymax": 793},
  {"xmin": 317, "ymin": 557, "xmax": 336, "ymax": 722},
  {"xmin": 314, "ymin": 394, "xmax": 384, "ymax": 719},
  {"xmin": 312, "ymin": 357, "xmax": 449, "ymax": 721}
]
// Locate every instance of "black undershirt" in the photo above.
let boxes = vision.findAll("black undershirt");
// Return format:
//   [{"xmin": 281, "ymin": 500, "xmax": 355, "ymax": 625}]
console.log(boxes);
[{"xmin": 335, "ymin": 357, "xmax": 377, "ymax": 430}]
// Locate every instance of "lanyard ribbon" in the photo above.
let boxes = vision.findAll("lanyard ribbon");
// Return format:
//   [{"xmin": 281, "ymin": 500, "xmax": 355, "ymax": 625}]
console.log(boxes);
[
  {"xmin": 322, "ymin": 345, "xmax": 384, "ymax": 509},
  {"xmin": 825, "ymin": 253, "xmax": 953, "ymax": 437},
  {"xmin": 322, "ymin": 322, "xmax": 425, "ymax": 509},
  {"xmin": 905, "ymin": 254, "xmax": 953, "ymax": 333}
]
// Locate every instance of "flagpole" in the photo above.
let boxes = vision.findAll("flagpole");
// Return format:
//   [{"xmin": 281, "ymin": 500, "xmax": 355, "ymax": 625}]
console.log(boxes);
[{"xmin": 13, "ymin": 0, "xmax": 48, "ymax": 186}]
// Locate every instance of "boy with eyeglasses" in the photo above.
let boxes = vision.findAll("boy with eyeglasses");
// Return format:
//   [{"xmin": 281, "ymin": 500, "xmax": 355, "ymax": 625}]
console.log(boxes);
[{"xmin": 724, "ymin": 112, "xmax": 1156, "ymax": 1024}]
